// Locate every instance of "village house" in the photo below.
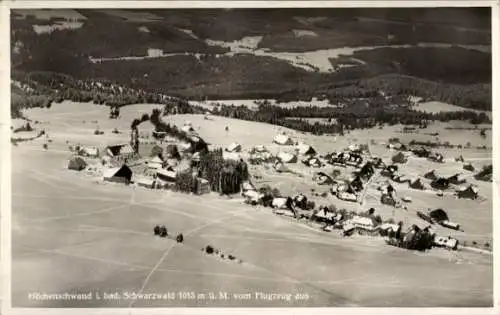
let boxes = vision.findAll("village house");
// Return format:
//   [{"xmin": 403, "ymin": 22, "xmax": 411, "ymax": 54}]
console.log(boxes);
[
  {"xmin": 277, "ymin": 152, "xmax": 297, "ymax": 163},
  {"xmin": 106, "ymin": 143, "xmax": 135, "ymax": 160},
  {"xmin": 273, "ymin": 134, "xmax": 294, "ymax": 145},
  {"xmin": 103, "ymin": 165, "xmax": 133, "ymax": 184},
  {"xmin": 68, "ymin": 156, "xmax": 87, "ymax": 171},
  {"xmin": 409, "ymin": 177, "xmax": 425, "ymax": 190},
  {"xmin": 226, "ymin": 142, "xmax": 242, "ymax": 153},
  {"xmin": 296, "ymin": 142, "xmax": 316, "ymax": 156},
  {"xmin": 392, "ymin": 152, "xmax": 408, "ymax": 164},
  {"xmin": 456, "ymin": 185, "xmax": 479, "ymax": 200}
]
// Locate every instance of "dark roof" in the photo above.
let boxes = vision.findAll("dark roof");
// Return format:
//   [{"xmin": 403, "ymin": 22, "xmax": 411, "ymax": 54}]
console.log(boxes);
[{"xmin": 429, "ymin": 209, "xmax": 449, "ymax": 222}]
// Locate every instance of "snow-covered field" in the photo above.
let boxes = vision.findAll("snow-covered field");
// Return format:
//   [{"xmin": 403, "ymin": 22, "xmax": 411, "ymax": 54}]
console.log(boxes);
[{"xmin": 11, "ymin": 101, "xmax": 493, "ymax": 307}]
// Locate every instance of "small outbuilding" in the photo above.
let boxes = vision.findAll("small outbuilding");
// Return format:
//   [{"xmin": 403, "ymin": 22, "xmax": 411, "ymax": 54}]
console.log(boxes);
[
  {"xmin": 424, "ymin": 169, "xmax": 438, "ymax": 180},
  {"xmin": 463, "ymin": 163, "xmax": 475, "ymax": 172},
  {"xmin": 391, "ymin": 152, "xmax": 408, "ymax": 164},
  {"xmin": 156, "ymin": 169, "xmax": 177, "ymax": 182},
  {"xmin": 148, "ymin": 156, "xmax": 164, "ymax": 170},
  {"xmin": 106, "ymin": 143, "xmax": 135, "ymax": 158},
  {"xmin": 429, "ymin": 208, "xmax": 449, "ymax": 223},
  {"xmin": 297, "ymin": 142, "xmax": 316, "ymax": 156},
  {"xmin": 134, "ymin": 176, "xmax": 155, "ymax": 189},
  {"xmin": 277, "ymin": 152, "xmax": 297, "ymax": 163},
  {"xmin": 448, "ymin": 173, "xmax": 467, "ymax": 185},
  {"xmin": 273, "ymin": 134, "xmax": 294, "ymax": 145},
  {"xmin": 196, "ymin": 178, "xmax": 211, "ymax": 195},
  {"xmin": 431, "ymin": 177, "xmax": 450, "ymax": 190},
  {"xmin": 78, "ymin": 146, "xmax": 99, "ymax": 158},
  {"xmin": 166, "ymin": 144, "xmax": 181, "ymax": 160},
  {"xmin": 226, "ymin": 142, "xmax": 242, "ymax": 153},
  {"xmin": 409, "ymin": 177, "xmax": 425, "ymax": 190},
  {"xmin": 457, "ymin": 185, "xmax": 479, "ymax": 200},
  {"xmin": 68, "ymin": 156, "xmax": 87, "ymax": 171}
]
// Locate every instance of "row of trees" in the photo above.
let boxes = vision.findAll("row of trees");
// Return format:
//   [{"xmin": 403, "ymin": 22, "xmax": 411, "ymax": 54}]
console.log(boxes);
[{"xmin": 12, "ymin": 67, "xmax": 491, "ymax": 139}]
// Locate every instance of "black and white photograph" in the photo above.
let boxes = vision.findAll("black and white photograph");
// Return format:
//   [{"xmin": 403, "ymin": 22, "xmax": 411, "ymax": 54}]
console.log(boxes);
[{"xmin": 8, "ymin": 2, "xmax": 495, "ymax": 310}]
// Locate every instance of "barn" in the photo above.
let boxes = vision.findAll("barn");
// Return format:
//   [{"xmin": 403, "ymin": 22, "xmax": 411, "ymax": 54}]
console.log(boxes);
[{"xmin": 68, "ymin": 156, "xmax": 87, "ymax": 171}]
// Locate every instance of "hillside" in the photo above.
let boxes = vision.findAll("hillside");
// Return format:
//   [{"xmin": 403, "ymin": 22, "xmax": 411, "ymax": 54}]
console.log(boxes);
[{"xmin": 11, "ymin": 8, "xmax": 492, "ymax": 112}]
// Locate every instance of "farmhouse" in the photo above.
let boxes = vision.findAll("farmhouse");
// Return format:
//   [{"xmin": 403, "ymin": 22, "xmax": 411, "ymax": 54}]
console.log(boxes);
[
  {"xmin": 302, "ymin": 156, "xmax": 321, "ymax": 167},
  {"xmin": 273, "ymin": 161, "xmax": 288, "ymax": 172},
  {"xmin": 103, "ymin": 165, "xmax": 133, "ymax": 184},
  {"xmin": 134, "ymin": 176, "xmax": 155, "ymax": 189},
  {"xmin": 424, "ymin": 170, "xmax": 438, "ymax": 180},
  {"xmin": 278, "ymin": 152, "xmax": 297, "ymax": 163},
  {"xmin": 392, "ymin": 152, "xmax": 408, "ymax": 164},
  {"xmin": 440, "ymin": 220, "xmax": 461, "ymax": 231},
  {"xmin": 381, "ymin": 165, "xmax": 398, "ymax": 177},
  {"xmin": 475, "ymin": 165, "xmax": 492, "ymax": 181},
  {"xmin": 297, "ymin": 142, "xmax": 316, "ymax": 156},
  {"xmin": 68, "ymin": 156, "xmax": 87, "ymax": 171},
  {"xmin": 457, "ymin": 185, "xmax": 479, "ymax": 200},
  {"xmin": 78, "ymin": 146, "xmax": 99, "ymax": 158},
  {"xmin": 429, "ymin": 208, "xmax": 449, "ymax": 223},
  {"xmin": 252, "ymin": 145, "xmax": 268, "ymax": 153},
  {"xmin": 338, "ymin": 191, "xmax": 358, "ymax": 202},
  {"xmin": 433, "ymin": 236, "xmax": 458, "ymax": 250},
  {"xmin": 448, "ymin": 173, "xmax": 467, "ymax": 185},
  {"xmin": 106, "ymin": 143, "xmax": 135, "ymax": 159},
  {"xmin": 431, "ymin": 177, "xmax": 450, "ymax": 190},
  {"xmin": 156, "ymin": 169, "xmax": 177, "ymax": 182},
  {"xmin": 350, "ymin": 176, "xmax": 364, "ymax": 192},
  {"xmin": 181, "ymin": 124, "xmax": 195, "ymax": 134},
  {"xmin": 409, "ymin": 178, "xmax": 425, "ymax": 190},
  {"xmin": 428, "ymin": 152, "xmax": 444, "ymax": 163},
  {"xmin": 196, "ymin": 178, "xmax": 211, "ymax": 195},
  {"xmin": 223, "ymin": 151, "xmax": 241, "ymax": 161},
  {"xmin": 273, "ymin": 134, "xmax": 294, "ymax": 145},
  {"xmin": 241, "ymin": 181, "xmax": 256, "ymax": 193},
  {"xmin": 463, "ymin": 163, "xmax": 475, "ymax": 172},
  {"xmin": 166, "ymin": 144, "xmax": 181, "ymax": 159},
  {"xmin": 358, "ymin": 162, "xmax": 375, "ymax": 179},
  {"xmin": 393, "ymin": 174, "xmax": 411, "ymax": 184},
  {"xmin": 226, "ymin": 142, "xmax": 242, "ymax": 153},
  {"xmin": 412, "ymin": 147, "xmax": 431, "ymax": 158},
  {"xmin": 381, "ymin": 193, "xmax": 399, "ymax": 207},
  {"xmin": 148, "ymin": 156, "xmax": 164, "ymax": 170},
  {"xmin": 314, "ymin": 172, "xmax": 336, "ymax": 185}
]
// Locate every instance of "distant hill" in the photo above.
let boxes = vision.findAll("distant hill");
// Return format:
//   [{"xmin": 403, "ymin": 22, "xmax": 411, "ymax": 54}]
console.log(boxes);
[{"xmin": 10, "ymin": 8, "xmax": 492, "ymax": 111}]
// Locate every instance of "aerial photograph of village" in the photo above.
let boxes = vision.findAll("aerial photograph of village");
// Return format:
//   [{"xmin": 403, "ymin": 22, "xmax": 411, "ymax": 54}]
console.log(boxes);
[{"xmin": 10, "ymin": 7, "xmax": 493, "ymax": 308}]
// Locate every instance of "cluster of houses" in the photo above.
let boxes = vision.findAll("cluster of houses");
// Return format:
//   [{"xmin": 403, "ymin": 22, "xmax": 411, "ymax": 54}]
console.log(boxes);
[
  {"xmin": 378, "ymin": 160, "xmax": 480, "ymax": 200},
  {"xmin": 67, "ymin": 141, "xmax": 211, "ymax": 194},
  {"xmin": 65, "ymin": 129, "xmax": 482, "ymax": 254}
]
